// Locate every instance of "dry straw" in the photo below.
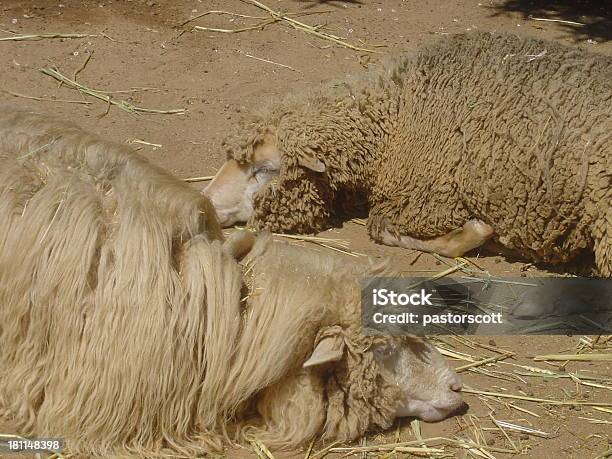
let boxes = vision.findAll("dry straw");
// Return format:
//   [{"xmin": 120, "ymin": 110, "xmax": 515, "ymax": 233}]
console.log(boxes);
[
  {"xmin": 0, "ymin": 33, "xmax": 93, "ymax": 42},
  {"xmin": 4, "ymin": 90, "xmax": 92, "ymax": 105},
  {"xmin": 186, "ymin": 0, "xmax": 381, "ymax": 54},
  {"xmin": 533, "ymin": 353, "xmax": 612, "ymax": 362},
  {"xmin": 39, "ymin": 68, "xmax": 185, "ymax": 115},
  {"xmin": 461, "ymin": 387, "xmax": 612, "ymax": 407},
  {"xmin": 184, "ymin": 175, "xmax": 215, "ymax": 183}
]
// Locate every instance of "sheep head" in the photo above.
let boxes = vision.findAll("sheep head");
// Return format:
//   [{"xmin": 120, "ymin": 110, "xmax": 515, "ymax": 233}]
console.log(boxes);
[
  {"xmin": 203, "ymin": 128, "xmax": 281, "ymax": 227},
  {"xmin": 253, "ymin": 327, "xmax": 465, "ymax": 446},
  {"xmin": 304, "ymin": 330, "xmax": 465, "ymax": 431},
  {"xmin": 243, "ymin": 238, "xmax": 465, "ymax": 446},
  {"xmin": 205, "ymin": 125, "xmax": 332, "ymax": 232}
]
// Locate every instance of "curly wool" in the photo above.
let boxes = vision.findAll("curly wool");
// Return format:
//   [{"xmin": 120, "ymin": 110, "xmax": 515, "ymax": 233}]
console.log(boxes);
[{"xmin": 225, "ymin": 32, "xmax": 611, "ymax": 275}]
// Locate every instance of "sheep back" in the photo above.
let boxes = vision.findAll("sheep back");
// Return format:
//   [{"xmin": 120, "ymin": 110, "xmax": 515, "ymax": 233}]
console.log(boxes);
[{"xmin": 0, "ymin": 110, "xmax": 241, "ymax": 457}]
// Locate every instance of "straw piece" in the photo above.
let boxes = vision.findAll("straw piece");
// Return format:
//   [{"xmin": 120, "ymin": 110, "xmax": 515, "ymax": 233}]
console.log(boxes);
[
  {"xmin": 183, "ymin": 176, "xmax": 214, "ymax": 183},
  {"xmin": 244, "ymin": 53, "xmax": 297, "ymax": 72},
  {"xmin": 406, "ymin": 261, "xmax": 468, "ymax": 289},
  {"xmin": 505, "ymin": 402, "xmax": 541, "ymax": 418},
  {"xmin": 127, "ymin": 139, "xmax": 162, "ymax": 148},
  {"xmin": 180, "ymin": 8, "xmax": 332, "ymax": 27},
  {"xmin": 593, "ymin": 407, "xmax": 612, "ymax": 414},
  {"xmin": 0, "ymin": 33, "xmax": 92, "ymax": 42},
  {"xmin": 578, "ymin": 417, "xmax": 612, "ymax": 425},
  {"xmin": 248, "ymin": 231, "xmax": 365, "ymax": 257},
  {"xmin": 329, "ymin": 436, "xmax": 518, "ymax": 454},
  {"xmin": 528, "ymin": 16, "xmax": 585, "ymax": 26},
  {"xmin": 455, "ymin": 354, "xmax": 513, "ymax": 373},
  {"xmin": 4, "ymin": 90, "xmax": 92, "ymax": 105},
  {"xmin": 316, "ymin": 242, "xmax": 359, "ymax": 257},
  {"xmin": 18, "ymin": 139, "xmax": 56, "ymax": 160},
  {"xmin": 310, "ymin": 441, "xmax": 341, "ymax": 459},
  {"xmin": 251, "ymin": 442, "xmax": 267, "ymax": 459},
  {"xmin": 251, "ymin": 439, "xmax": 275, "ymax": 459},
  {"xmin": 394, "ymin": 446, "xmax": 444, "ymax": 453},
  {"xmin": 462, "ymin": 387, "xmax": 612, "ymax": 407},
  {"xmin": 73, "ymin": 50, "xmax": 93, "ymax": 81},
  {"xmin": 534, "ymin": 353, "xmax": 612, "ymax": 362},
  {"xmin": 238, "ymin": 0, "xmax": 380, "ymax": 53},
  {"xmin": 304, "ymin": 439, "xmax": 315, "ymax": 459},
  {"xmin": 436, "ymin": 347, "xmax": 476, "ymax": 362},
  {"xmin": 488, "ymin": 413, "xmax": 517, "ymax": 451},
  {"xmin": 179, "ymin": 9, "xmax": 267, "ymax": 27},
  {"xmin": 39, "ymin": 68, "xmax": 185, "ymax": 115},
  {"xmin": 492, "ymin": 419, "xmax": 553, "ymax": 438},
  {"xmin": 194, "ymin": 18, "xmax": 278, "ymax": 34}
]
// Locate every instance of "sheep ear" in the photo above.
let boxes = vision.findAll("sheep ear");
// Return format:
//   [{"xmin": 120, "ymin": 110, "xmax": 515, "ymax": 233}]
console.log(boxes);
[
  {"xmin": 303, "ymin": 335, "xmax": 344, "ymax": 368},
  {"xmin": 299, "ymin": 156, "xmax": 326, "ymax": 173}
]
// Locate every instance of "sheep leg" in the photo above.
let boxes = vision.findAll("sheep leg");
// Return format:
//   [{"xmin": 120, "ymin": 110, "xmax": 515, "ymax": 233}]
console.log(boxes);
[
  {"xmin": 593, "ymin": 209, "xmax": 611, "ymax": 277},
  {"xmin": 378, "ymin": 219, "xmax": 494, "ymax": 258}
]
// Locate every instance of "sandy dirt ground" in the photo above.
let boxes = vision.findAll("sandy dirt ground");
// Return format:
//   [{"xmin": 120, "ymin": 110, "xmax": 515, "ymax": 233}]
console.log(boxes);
[{"xmin": 1, "ymin": 0, "xmax": 611, "ymax": 458}]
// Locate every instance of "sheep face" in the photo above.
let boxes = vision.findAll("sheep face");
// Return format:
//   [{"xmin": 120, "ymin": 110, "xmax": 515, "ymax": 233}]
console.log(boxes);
[
  {"xmin": 304, "ymin": 334, "xmax": 465, "ymax": 426},
  {"xmin": 204, "ymin": 130, "xmax": 280, "ymax": 227},
  {"xmin": 208, "ymin": 127, "xmax": 331, "ymax": 232},
  {"xmin": 378, "ymin": 340, "xmax": 465, "ymax": 422}
]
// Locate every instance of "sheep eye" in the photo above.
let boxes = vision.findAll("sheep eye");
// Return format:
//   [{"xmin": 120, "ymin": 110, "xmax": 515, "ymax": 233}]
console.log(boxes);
[
  {"xmin": 251, "ymin": 163, "xmax": 279, "ymax": 180},
  {"xmin": 253, "ymin": 166, "xmax": 270, "ymax": 176}
]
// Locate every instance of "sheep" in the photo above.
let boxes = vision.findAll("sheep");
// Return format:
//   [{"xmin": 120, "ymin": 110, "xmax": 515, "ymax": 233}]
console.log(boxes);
[
  {"xmin": 0, "ymin": 110, "xmax": 465, "ymax": 458},
  {"xmin": 204, "ymin": 32, "xmax": 612, "ymax": 276},
  {"xmin": 233, "ymin": 234, "xmax": 466, "ymax": 445}
]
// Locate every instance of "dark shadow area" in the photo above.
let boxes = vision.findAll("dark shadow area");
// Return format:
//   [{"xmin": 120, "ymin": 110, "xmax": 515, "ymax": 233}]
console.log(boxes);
[
  {"xmin": 481, "ymin": 240, "xmax": 597, "ymax": 277},
  {"xmin": 492, "ymin": 0, "xmax": 612, "ymax": 42}
]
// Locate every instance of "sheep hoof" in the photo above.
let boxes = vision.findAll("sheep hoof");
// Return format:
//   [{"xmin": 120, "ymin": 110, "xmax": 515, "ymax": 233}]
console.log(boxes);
[
  {"xmin": 464, "ymin": 219, "xmax": 494, "ymax": 239},
  {"xmin": 377, "ymin": 219, "xmax": 494, "ymax": 258},
  {"xmin": 435, "ymin": 219, "xmax": 495, "ymax": 258}
]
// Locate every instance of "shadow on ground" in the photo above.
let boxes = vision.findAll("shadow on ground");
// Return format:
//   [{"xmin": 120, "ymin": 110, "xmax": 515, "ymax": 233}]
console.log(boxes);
[{"xmin": 492, "ymin": 0, "xmax": 611, "ymax": 42}]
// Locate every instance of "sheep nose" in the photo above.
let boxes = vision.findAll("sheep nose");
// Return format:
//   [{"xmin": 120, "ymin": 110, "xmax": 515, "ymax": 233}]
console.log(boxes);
[
  {"xmin": 450, "ymin": 381, "xmax": 463, "ymax": 392},
  {"xmin": 448, "ymin": 372, "xmax": 463, "ymax": 392}
]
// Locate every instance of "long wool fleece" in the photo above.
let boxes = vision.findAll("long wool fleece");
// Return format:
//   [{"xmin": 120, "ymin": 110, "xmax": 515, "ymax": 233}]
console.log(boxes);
[{"xmin": 0, "ymin": 110, "xmax": 409, "ymax": 457}]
